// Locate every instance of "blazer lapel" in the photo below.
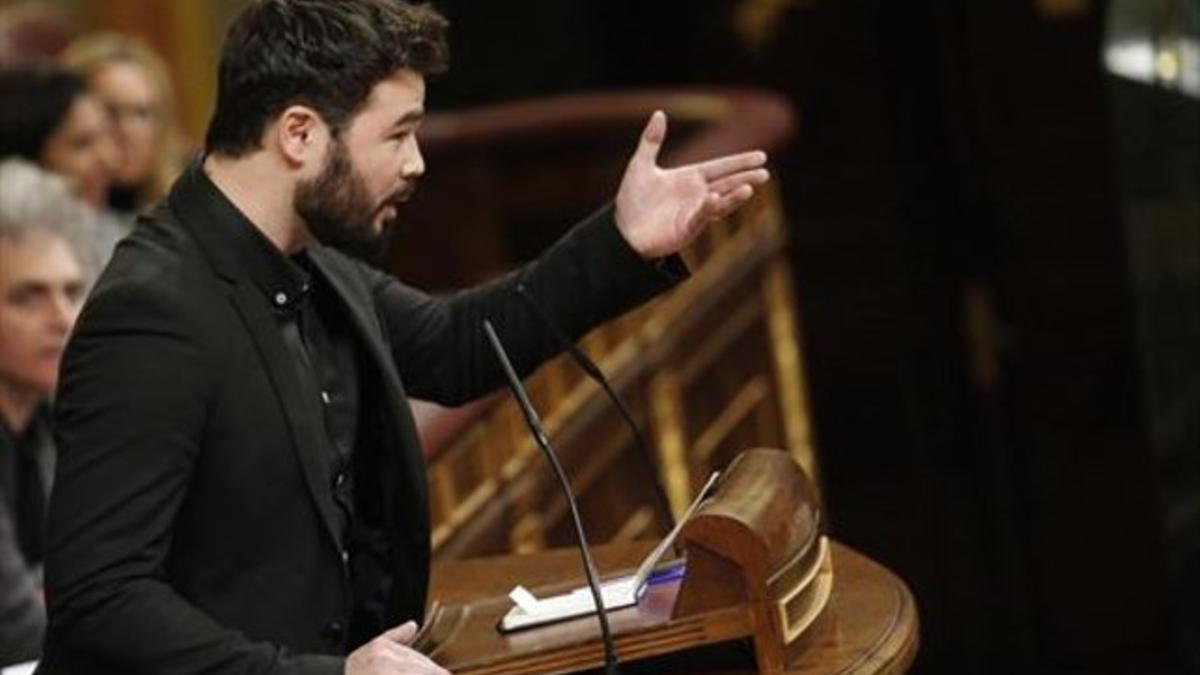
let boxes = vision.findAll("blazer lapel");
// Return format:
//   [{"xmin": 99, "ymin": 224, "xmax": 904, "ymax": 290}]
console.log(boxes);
[
  {"xmin": 167, "ymin": 164, "xmax": 349, "ymax": 556},
  {"xmin": 228, "ymin": 283, "xmax": 343, "ymax": 552},
  {"xmin": 307, "ymin": 251, "xmax": 430, "ymax": 537}
]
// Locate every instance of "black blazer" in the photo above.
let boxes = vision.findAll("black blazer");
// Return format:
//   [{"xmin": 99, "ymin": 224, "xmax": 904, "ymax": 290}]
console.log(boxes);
[{"xmin": 38, "ymin": 166, "xmax": 680, "ymax": 674}]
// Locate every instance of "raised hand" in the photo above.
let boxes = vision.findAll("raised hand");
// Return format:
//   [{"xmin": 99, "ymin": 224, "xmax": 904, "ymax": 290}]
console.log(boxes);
[{"xmin": 614, "ymin": 110, "xmax": 770, "ymax": 259}]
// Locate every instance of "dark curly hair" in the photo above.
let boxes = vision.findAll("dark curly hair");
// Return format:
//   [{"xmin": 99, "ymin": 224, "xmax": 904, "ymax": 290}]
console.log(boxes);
[
  {"xmin": 0, "ymin": 64, "xmax": 88, "ymax": 161},
  {"xmin": 204, "ymin": 0, "xmax": 449, "ymax": 158}
]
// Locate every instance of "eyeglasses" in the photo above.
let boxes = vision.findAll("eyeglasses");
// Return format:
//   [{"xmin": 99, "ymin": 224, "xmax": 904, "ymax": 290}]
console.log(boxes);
[{"xmin": 105, "ymin": 102, "xmax": 161, "ymax": 128}]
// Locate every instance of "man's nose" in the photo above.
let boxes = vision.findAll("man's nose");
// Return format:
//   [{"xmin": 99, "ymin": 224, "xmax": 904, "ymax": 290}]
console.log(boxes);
[
  {"xmin": 403, "ymin": 138, "xmax": 425, "ymax": 179},
  {"xmin": 48, "ymin": 293, "xmax": 80, "ymax": 333}
]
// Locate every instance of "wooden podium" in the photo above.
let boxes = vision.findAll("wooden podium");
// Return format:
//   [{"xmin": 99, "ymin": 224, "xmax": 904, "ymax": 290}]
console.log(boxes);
[{"xmin": 420, "ymin": 450, "xmax": 919, "ymax": 674}]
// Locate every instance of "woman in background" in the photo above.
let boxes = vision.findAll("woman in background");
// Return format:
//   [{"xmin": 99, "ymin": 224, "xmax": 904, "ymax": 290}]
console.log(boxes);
[
  {"xmin": 62, "ymin": 32, "xmax": 186, "ymax": 213},
  {"xmin": 0, "ymin": 64, "xmax": 126, "ymax": 268},
  {"xmin": 0, "ymin": 65, "xmax": 116, "ymax": 208}
]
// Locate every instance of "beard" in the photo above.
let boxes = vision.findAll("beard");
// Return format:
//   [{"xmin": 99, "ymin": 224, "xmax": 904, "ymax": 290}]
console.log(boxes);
[{"xmin": 294, "ymin": 139, "xmax": 408, "ymax": 258}]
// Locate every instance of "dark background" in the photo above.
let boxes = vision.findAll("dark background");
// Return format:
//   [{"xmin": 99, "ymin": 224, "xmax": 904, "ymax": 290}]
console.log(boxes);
[
  {"xmin": 427, "ymin": 1, "xmax": 1198, "ymax": 674},
  {"xmin": 3, "ymin": 0, "xmax": 1195, "ymax": 671}
]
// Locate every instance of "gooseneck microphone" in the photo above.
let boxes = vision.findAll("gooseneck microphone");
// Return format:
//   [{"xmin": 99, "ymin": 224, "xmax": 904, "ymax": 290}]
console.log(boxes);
[
  {"xmin": 515, "ymin": 283, "xmax": 678, "ymax": 531},
  {"xmin": 482, "ymin": 319, "xmax": 621, "ymax": 675}
]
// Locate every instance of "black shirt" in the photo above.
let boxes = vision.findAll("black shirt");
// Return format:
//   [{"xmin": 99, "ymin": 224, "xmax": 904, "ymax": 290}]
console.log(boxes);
[
  {"xmin": 0, "ymin": 406, "xmax": 54, "ymax": 566},
  {"xmin": 196, "ymin": 169, "xmax": 360, "ymax": 545},
  {"xmin": 188, "ymin": 164, "xmax": 423, "ymax": 646}
]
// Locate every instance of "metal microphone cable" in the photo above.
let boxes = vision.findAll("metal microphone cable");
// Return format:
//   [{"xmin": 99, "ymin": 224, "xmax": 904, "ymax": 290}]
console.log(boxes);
[{"xmin": 515, "ymin": 283, "xmax": 678, "ymax": 532}]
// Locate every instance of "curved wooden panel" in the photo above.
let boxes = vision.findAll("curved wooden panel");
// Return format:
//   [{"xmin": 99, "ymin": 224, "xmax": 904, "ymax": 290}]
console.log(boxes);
[{"xmin": 391, "ymin": 89, "xmax": 817, "ymax": 561}]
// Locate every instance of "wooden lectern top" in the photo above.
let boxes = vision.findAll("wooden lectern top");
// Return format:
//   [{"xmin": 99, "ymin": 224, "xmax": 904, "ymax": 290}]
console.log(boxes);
[
  {"xmin": 422, "ymin": 450, "xmax": 917, "ymax": 674},
  {"xmin": 429, "ymin": 540, "xmax": 917, "ymax": 674}
]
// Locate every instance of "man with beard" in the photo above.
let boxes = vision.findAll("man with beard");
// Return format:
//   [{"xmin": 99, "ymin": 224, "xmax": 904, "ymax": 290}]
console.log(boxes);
[{"xmin": 39, "ymin": 1, "xmax": 770, "ymax": 674}]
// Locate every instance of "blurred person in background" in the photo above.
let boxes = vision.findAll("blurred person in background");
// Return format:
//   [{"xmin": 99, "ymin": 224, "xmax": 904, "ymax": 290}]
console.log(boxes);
[
  {"xmin": 63, "ymin": 32, "xmax": 188, "ymax": 214},
  {"xmin": 0, "ymin": 2, "xmax": 76, "ymax": 68},
  {"xmin": 1, "ymin": 502, "xmax": 43, "ymax": 666},
  {"xmin": 37, "ymin": 0, "xmax": 767, "ymax": 672},
  {"xmin": 0, "ymin": 63, "xmax": 127, "ymax": 267},
  {"xmin": 0, "ymin": 158, "xmax": 91, "ymax": 667}
]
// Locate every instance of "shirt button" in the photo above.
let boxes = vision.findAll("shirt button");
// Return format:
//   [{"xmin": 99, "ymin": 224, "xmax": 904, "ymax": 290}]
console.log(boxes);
[
  {"xmin": 273, "ymin": 292, "xmax": 288, "ymax": 306},
  {"xmin": 341, "ymin": 550, "xmax": 350, "ymax": 564},
  {"xmin": 320, "ymin": 390, "xmax": 331, "ymax": 404},
  {"xmin": 335, "ymin": 472, "xmax": 346, "ymax": 487}
]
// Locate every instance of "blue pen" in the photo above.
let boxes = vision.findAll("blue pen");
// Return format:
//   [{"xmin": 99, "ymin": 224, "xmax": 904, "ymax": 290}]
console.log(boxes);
[{"xmin": 647, "ymin": 561, "xmax": 687, "ymax": 585}]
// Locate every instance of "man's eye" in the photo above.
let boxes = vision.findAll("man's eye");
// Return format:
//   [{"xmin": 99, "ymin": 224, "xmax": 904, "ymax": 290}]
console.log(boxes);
[
  {"xmin": 66, "ymin": 283, "xmax": 87, "ymax": 304},
  {"xmin": 6, "ymin": 290, "xmax": 36, "ymax": 306}
]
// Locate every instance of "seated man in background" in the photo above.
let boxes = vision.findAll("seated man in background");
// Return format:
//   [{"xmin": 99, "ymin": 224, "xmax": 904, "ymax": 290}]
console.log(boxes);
[{"xmin": 0, "ymin": 158, "xmax": 90, "ymax": 666}]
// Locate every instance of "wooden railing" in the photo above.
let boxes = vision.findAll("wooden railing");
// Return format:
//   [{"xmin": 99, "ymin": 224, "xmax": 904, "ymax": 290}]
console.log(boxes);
[{"xmin": 385, "ymin": 90, "xmax": 816, "ymax": 560}]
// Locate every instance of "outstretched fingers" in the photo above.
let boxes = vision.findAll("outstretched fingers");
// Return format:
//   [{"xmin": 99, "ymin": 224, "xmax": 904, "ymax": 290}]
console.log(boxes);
[
  {"xmin": 699, "ymin": 184, "xmax": 756, "ymax": 223},
  {"xmin": 707, "ymin": 167, "xmax": 770, "ymax": 196},
  {"xmin": 693, "ymin": 150, "xmax": 768, "ymax": 181}
]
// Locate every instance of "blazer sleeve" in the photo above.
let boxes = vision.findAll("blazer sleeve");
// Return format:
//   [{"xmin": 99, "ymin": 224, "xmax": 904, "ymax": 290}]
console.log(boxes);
[
  {"xmin": 367, "ymin": 204, "xmax": 688, "ymax": 405},
  {"xmin": 45, "ymin": 281, "xmax": 343, "ymax": 675}
]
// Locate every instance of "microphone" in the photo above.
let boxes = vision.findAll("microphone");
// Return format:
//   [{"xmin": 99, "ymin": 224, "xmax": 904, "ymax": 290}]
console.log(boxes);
[
  {"xmin": 515, "ymin": 283, "xmax": 678, "ymax": 531},
  {"xmin": 483, "ymin": 319, "xmax": 621, "ymax": 675}
]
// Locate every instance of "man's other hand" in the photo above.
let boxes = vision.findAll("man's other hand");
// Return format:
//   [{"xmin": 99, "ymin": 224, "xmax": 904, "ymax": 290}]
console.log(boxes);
[
  {"xmin": 614, "ymin": 110, "xmax": 770, "ymax": 259},
  {"xmin": 345, "ymin": 621, "xmax": 451, "ymax": 675}
]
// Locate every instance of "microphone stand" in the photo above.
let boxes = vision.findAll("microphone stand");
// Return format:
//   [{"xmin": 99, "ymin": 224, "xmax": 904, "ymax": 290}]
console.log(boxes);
[
  {"xmin": 483, "ymin": 319, "xmax": 622, "ymax": 675},
  {"xmin": 515, "ymin": 283, "xmax": 678, "ymax": 532}
]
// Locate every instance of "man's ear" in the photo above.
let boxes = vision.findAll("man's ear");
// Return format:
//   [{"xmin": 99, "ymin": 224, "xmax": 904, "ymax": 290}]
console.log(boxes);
[{"xmin": 275, "ymin": 105, "xmax": 327, "ymax": 167}]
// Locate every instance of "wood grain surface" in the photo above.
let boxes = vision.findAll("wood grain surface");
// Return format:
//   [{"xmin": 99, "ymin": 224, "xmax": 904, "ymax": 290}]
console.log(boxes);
[{"xmin": 429, "ymin": 540, "xmax": 918, "ymax": 674}]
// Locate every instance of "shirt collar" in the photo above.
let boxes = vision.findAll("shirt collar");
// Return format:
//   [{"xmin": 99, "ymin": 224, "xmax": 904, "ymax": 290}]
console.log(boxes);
[{"xmin": 181, "ymin": 159, "xmax": 312, "ymax": 310}]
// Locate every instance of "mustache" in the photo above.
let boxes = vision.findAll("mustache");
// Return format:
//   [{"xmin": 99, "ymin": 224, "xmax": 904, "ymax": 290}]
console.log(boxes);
[{"xmin": 379, "ymin": 183, "xmax": 417, "ymax": 210}]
